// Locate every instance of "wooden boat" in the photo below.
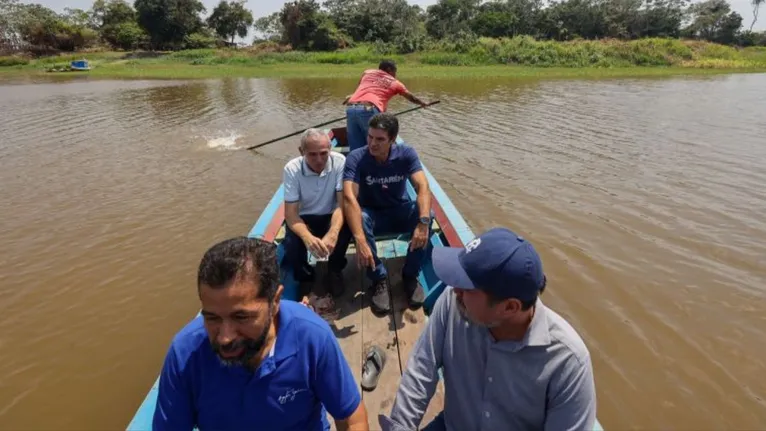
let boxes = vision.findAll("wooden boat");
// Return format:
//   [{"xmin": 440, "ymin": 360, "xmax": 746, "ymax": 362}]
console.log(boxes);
[{"xmin": 126, "ymin": 126, "xmax": 604, "ymax": 431}]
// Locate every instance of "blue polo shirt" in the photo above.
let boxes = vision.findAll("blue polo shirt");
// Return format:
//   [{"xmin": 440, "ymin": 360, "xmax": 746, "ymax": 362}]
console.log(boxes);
[
  {"xmin": 152, "ymin": 300, "xmax": 361, "ymax": 431},
  {"xmin": 343, "ymin": 143, "xmax": 422, "ymax": 209}
]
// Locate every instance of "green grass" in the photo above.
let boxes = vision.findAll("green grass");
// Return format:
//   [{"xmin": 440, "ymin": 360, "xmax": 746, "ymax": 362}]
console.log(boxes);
[{"xmin": 2, "ymin": 37, "xmax": 765, "ymax": 81}]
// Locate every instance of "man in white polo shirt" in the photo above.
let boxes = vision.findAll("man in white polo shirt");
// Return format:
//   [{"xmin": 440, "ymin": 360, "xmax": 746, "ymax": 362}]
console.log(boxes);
[{"xmin": 282, "ymin": 128, "xmax": 351, "ymax": 297}]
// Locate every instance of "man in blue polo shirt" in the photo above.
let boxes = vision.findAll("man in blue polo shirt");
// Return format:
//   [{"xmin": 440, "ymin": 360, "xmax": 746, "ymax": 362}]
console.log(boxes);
[
  {"xmin": 342, "ymin": 112, "xmax": 432, "ymax": 315},
  {"xmin": 152, "ymin": 237, "xmax": 369, "ymax": 431},
  {"xmin": 384, "ymin": 227, "xmax": 597, "ymax": 431}
]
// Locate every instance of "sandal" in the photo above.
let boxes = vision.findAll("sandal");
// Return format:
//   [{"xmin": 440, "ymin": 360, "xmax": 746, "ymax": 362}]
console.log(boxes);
[{"xmin": 361, "ymin": 345, "xmax": 387, "ymax": 392}]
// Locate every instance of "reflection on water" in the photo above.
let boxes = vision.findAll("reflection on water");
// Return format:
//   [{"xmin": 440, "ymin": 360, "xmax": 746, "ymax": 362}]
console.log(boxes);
[{"xmin": 1, "ymin": 73, "xmax": 766, "ymax": 430}]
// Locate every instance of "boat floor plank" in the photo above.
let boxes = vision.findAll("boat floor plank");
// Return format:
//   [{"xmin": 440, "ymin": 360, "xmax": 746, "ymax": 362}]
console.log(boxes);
[
  {"xmin": 356, "ymin": 240, "xmax": 405, "ymax": 426},
  {"xmin": 312, "ymin": 244, "xmax": 444, "ymax": 430}
]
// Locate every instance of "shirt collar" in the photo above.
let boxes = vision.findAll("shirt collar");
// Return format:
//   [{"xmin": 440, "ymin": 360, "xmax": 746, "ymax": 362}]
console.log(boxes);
[
  {"xmin": 301, "ymin": 155, "xmax": 333, "ymax": 177},
  {"xmin": 483, "ymin": 297, "xmax": 551, "ymax": 352},
  {"xmin": 370, "ymin": 143, "xmax": 400, "ymax": 164},
  {"xmin": 271, "ymin": 301, "xmax": 298, "ymax": 361},
  {"xmin": 522, "ymin": 298, "xmax": 552, "ymax": 347}
]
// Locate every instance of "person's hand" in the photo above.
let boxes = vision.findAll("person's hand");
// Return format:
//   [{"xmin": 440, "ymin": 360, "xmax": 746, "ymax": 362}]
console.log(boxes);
[
  {"xmin": 355, "ymin": 239, "xmax": 376, "ymax": 269},
  {"xmin": 303, "ymin": 235, "xmax": 329, "ymax": 259},
  {"xmin": 420, "ymin": 102, "xmax": 428, "ymax": 109},
  {"xmin": 300, "ymin": 296, "xmax": 315, "ymax": 312},
  {"xmin": 321, "ymin": 232, "xmax": 338, "ymax": 255},
  {"xmin": 409, "ymin": 223, "xmax": 429, "ymax": 251}
]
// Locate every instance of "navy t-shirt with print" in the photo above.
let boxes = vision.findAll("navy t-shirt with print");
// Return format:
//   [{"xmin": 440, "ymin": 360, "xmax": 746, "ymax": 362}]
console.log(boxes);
[{"xmin": 342, "ymin": 143, "xmax": 423, "ymax": 209}]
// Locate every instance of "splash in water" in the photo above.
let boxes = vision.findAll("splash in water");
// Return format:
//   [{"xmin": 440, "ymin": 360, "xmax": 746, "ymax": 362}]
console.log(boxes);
[{"xmin": 205, "ymin": 131, "xmax": 243, "ymax": 151}]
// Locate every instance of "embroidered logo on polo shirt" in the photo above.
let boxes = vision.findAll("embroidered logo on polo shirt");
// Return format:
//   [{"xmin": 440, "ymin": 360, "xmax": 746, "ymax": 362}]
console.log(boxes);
[{"xmin": 278, "ymin": 388, "xmax": 307, "ymax": 405}]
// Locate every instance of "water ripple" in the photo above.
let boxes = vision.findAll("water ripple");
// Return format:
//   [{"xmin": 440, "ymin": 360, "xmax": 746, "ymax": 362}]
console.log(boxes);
[{"xmin": 2, "ymin": 75, "xmax": 766, "ymax": 430}]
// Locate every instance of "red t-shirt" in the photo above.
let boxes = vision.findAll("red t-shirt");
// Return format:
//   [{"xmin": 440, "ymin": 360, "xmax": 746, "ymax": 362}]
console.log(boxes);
[{"xmin": 348, "ymin": 69, "xmax": 408, "ymax": 112}]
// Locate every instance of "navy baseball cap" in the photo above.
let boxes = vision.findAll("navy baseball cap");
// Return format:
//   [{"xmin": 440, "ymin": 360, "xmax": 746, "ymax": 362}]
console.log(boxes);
[{"xmin": 432, "ymin": 227, "xmax": 545, "ymax": 301}]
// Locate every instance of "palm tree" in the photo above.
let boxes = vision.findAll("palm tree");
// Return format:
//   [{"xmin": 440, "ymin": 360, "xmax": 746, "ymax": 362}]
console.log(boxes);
[{"xmin": 752, "ymin": 0, "xmax": 764, "ymax": 31}]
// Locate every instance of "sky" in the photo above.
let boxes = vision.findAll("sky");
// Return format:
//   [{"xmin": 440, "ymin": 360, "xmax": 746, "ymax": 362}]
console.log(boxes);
[{"xmin": 20, "ymin": 0, "xmax": 765, "ymax": 32}]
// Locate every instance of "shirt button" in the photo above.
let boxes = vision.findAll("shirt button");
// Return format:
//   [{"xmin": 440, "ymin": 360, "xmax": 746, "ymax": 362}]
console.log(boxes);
[
  {"xmin": 485, "ymin": 411, "xmax": 491, "ymax": 418},
  {"xmin": 488, "ymin": 377, "xmax": 493, "ymax": 383}
]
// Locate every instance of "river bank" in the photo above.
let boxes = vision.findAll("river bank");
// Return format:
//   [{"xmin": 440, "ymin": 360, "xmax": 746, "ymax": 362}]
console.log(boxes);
[{"xmin": 2, "ymin": 37, "xmax": 766, "ymax": 81}]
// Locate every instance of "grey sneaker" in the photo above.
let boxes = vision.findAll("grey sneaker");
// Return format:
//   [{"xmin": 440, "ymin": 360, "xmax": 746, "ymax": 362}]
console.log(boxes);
[
  {"xmin": 402, "ymin": 276, "xmax": 424, "ymax": 310},
  {"xmin": 369, "ymin": 278, "xmax": 391, "ymax": 315}
]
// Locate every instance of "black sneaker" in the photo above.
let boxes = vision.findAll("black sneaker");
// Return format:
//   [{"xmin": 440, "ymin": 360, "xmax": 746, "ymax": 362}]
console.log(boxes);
[
  {"xmin": 325, "ymin": 270, "xmax": 345, "ymax": 298},
  {"xmin": 402, "ymin": 276, "xmax": 425, "ymax": 310},
  {"xmin": 369, "ymin": 278, "xmax": 391, "ymax": 315}
]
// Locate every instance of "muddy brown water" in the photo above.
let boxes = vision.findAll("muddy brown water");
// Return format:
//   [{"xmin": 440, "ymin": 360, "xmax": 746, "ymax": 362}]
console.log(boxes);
[{"xmin": 1, "ymin": 73, "xmax": 765, "ymax": 430}]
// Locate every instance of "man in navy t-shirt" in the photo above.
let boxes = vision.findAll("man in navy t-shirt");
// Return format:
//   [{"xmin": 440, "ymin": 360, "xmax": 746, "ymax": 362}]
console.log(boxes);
[
  {"xmin": 342, "ymin": 113, "xmax": 432, "ymax": 315},
  {"xmin": 152, "ymin": 237, "xmax": 369, "ymax": 431}
]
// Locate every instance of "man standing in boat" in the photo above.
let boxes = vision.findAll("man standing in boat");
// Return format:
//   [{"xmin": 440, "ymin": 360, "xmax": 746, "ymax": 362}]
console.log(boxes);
[
  {"xmin": 282, "ymin": 128, "xmax": 352, "ymax": 298},
  {"xmin": 152, "ymin": 237, "xmax": 369, "ymax": 431},
  {"xmin": 383, "ymin": 227, "xmax": 597, "ymax": 431},
  {"xmin": 343, "ymin": 60, "xmax": 429, "ymax": 152},
  {"xmin": 342, "ymin": 113, "xmax": 431, "ymax": 315}
]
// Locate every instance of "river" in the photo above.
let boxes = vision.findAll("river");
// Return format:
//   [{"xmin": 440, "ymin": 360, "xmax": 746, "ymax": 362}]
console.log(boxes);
[{"xmin": 1, "ymin": 73, "xmax": 765, "ymax": 430}]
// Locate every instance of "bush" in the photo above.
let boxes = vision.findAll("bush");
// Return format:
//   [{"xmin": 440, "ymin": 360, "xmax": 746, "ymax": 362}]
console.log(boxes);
[
  {"xmin": 0, "ymin": 56, "xmax": 30, "ymax": 66},
  {"xmin": 183, "ymin": 32, "xmax": 218, "ymax": 50},
  {"xmin": 102, "ymin": 22, "xmax": 149, "ymax": 50},
  {"xmin": 309, "ymin": 19, "xmax": 353, "ymax": 51}
]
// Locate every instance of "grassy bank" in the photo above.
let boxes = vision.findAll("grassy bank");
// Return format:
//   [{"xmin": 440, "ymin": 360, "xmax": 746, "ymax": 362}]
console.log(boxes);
[{"xmin": 2, "ymin": 37, "xmax": 766, "ymax": 80}]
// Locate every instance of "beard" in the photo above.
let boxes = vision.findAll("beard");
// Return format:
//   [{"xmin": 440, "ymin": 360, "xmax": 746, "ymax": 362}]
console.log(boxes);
[
  {"xmin": 456, "ymin": 295, "xmax": 501, "ymax": 329},
  {"xmin": 211, "ymin": 305, "xmax": 273, "ymax": 370}
]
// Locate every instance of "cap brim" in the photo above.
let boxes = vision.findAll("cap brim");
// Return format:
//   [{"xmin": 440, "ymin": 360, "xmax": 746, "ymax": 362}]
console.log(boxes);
[{"xmin": 432, "ymin": 246, "xmax": 476, "ymax": 290}]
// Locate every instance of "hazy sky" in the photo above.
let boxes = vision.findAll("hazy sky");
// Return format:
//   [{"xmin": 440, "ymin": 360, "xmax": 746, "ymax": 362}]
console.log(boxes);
[{"xmin": 21, "ymin": 0, "xmax": 765, "ymax": 31}]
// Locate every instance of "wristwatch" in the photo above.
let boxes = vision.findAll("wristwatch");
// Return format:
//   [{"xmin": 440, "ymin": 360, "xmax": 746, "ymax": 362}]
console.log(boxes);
[{"xmin": 419, "ymin": 216, "xmax": 430, "ymax": 225}]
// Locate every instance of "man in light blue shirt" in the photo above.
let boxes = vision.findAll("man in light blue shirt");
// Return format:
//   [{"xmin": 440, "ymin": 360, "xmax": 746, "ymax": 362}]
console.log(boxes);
[
  {"xmin": 282, "ymin": 128, "xmax": 351, "ymax": 297},
  {"xmin": 385, "ymin": 227, "xmax": 597, "ymax": 431},
  {"xmin": 153, "ymin": 237, "xmax": 368, "ymax": 431}
]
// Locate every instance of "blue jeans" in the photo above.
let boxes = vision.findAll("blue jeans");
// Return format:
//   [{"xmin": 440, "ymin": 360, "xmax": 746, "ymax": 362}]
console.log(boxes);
[
  {"xmin": 346, "ymin": 103, "xmax": 380, "ymax": 152},
  {"xmin": 282, "ymin": 214, "xmax": 352, "ymax": 280},
  {"xmin": 361, "ymin": 202, "xmax": 433, "ymax": 281}
]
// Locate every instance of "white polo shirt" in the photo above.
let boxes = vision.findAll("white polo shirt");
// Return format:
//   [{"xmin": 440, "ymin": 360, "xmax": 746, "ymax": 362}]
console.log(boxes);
[{"xmin": 283, "ymin": 152, "xmax": 345, "ymax": 216}]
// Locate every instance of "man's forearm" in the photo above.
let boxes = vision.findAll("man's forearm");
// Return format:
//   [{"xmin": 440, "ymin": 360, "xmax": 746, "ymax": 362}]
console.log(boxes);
[
  {"xmin": 328, "ymin": 206, "xmax": 344, "ymax": 237},
  {"xmin": 335, "ymin": 400, "xmax": 369, "ymax": 431},
  {"xmin": 417, "ymin": 188, "xmax": 431, "ymax": 220},
  {"xmin": 389, "ymin": 340, "xmax": 440, "ymax": 429},
  {"xmin": 286, "ymin": 214, "xmax": 312, "ymax": 241},
  {"xmin": 406, "ymin": 93, "xmax": 427, "ymax": 106},
  {"xmin": 343, "ymin": 198, "xmax": 365, "ymax": 240}
]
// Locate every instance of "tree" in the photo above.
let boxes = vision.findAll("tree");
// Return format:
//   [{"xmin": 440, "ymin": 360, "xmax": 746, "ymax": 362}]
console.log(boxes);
[
  {"xmin": 207, "ymin": 0, "xmax": 254, "ymax": 44},
  {"xmin": 88, "ymin": 0, "xmax": 147, "ymax": 49},
  {"xmin": 253, "ymin": 12, "xmax": 282, "ymax": 41},
  {"xmin": 683, "ymin": 0, "xmax": 743, "ymax": 44},
  {"xmin": 425, "ymin": 0, "xmax": 481, "ymax": 39},
  {"xmin": 0, "ymin": 0, "xmax": 26, "ymax": 52},
  {"xmin": 134, "ymin": 0, "xmax": 206, "ymax": 50},
  {"xmin": 751, "ymin": 0, "xmax": 763, "ymax": 31}
]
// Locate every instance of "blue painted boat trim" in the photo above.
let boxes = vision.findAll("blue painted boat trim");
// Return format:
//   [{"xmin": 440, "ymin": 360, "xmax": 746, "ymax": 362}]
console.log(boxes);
[{"xmin": 247, "ymin": 183, "xmax": 284, "ymax": 240}]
